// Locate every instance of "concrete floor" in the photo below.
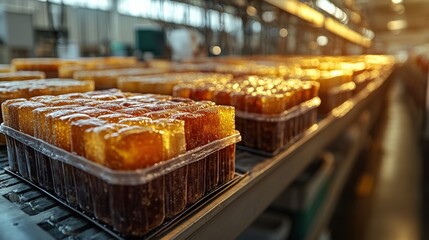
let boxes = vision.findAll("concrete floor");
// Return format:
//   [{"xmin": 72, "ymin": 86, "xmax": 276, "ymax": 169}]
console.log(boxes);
[{"xmin": 331, "ymin": 67, "xmax": 425, "ymax": 240}]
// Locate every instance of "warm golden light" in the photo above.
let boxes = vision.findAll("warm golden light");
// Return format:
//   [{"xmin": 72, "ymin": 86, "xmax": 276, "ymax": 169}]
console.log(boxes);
[{"xmin": 265, "ymin": 0, "xmax": 372, "ymax": 47}]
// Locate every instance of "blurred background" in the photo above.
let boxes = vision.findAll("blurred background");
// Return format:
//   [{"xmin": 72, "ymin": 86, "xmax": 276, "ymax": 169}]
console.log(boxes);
[{"xmin": 0, "ymin": 1, "xmax": 429, "ymax": 240}]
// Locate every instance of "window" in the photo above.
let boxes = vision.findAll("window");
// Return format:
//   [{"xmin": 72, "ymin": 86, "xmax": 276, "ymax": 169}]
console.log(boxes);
[{"xmin": 38, "ymin": 0, "xmax": 111, "ymax": 10}]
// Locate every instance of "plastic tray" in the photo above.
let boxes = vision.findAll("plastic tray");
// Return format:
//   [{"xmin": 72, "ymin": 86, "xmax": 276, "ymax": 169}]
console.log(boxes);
[
  {"xmin": 318, "ymin": 82, "xmax": 356, "ymax": 115},
  {"xmin": 236, "ymin": 97, "xmax": 320, "ymax": 155},
  {"xmin": 1, "ymin": 124, "xmax": 240, "ymax": 237},
  {"xmin": 5, "ymin": 167, "xmax": 244, "ymax": 240}
]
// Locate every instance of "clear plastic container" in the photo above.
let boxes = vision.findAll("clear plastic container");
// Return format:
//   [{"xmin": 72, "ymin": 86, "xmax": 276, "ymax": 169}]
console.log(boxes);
[
  {"xmin": 236, "ymin": 98, "xmax": 320, "ymax": 154},
  {"xmin": 318, "ymin": 82, "xmax": 356, "ymax": 114},
  {"xmin": 1, "ymin": 124, "xmax": 240, "ymax": 237}
]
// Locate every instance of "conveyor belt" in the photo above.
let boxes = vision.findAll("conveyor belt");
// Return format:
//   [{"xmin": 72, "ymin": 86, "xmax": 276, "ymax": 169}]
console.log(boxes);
[{"xmin": 0, "ymin": 148, "xmax": 114, "ymax": 240}]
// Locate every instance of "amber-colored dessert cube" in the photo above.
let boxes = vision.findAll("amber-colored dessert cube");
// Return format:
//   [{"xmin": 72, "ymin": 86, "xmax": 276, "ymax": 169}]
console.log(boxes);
[
  {"xmin": 261, "ymin": 94, "xmax": 286, "ymax": 114},
  {"xmin": 18, "ymin": 102, "xmax": 46, "ymax": 135},
  {"xmin": 191, "ymin": 86, "xmax": 215, "ymax": 101},
  {"xmin": 28, "ymin": 86, "xmax": 51, "ymax": 97},
  {"xmin": 119, "ymin": 118, "xmax": 186, "ymax": 159},
  {"xmin": 118, "ymin": 107, "xmax": 150, "ymax": 116},
  {"xmin": 1, "ymin": 98, "xmax": 26, "ymax": 127},
  {"xmin": 231, "ymin": 91, "xmax": 246, "ymax": 111},
  {"xmin": 80, "ymin": 108, "xmax": 113, "ymax": 117},
  {"xmin": 214, "ymin": 88, "xmax": 232, "ymax": 106},
  {"xmin": 93, "ymin": 102, "xmax": 124, "ymax": 111},
  {"xmin": 98, "ymin": 113, "xmax": 133, "ymax": 123},
  {"xmin": 54, "ymin": 113, "xmax": 91, "ymax": 151},
  {"xmin": 43, "ymin": 99, "xmax": 78, "ymax": 107},
  {"xmin": 170, "ymin": 97, "xmax": 194, "ymax": 103},
  {"xmin": 29, "ymin": 95, "xmax": 56, "ymax": 102},
  {"xmin": 59, "ymin": 93, "xmax": 89, "ymax": 99},
  {"xmin": 143, "ymin": 109, "xmax": 180, "ymax": 120},
  {"xmin": 118, "ymin": 116, "xmax": 153, "ymax": 126},
  {"xmin": 105, "ymin": 126, "xmax": 165, "ymax": 170},
  {"xmin": 84, "ymin": 124, "xmax": 127, "ymax": 165},
  {"xmin": 144, "ymin": 101, "xmax": 187, "ymax": 111},
  {"xmin": 32, "ymin": 106, "xmax": 75, "ymax": 140},
  {"xmin": 214, "ymin": 105, "xmax": 235, "ymax": 138},
  {"xmin": 5, "ymin": 101, "xmax": 28, "ymax": 130},
  {"xmin": 90, "ymin": 94, "xmax": 119, "ymax": 101},
  {"xmin": 174, "ymin": 101, "xmax": 214, "ymax": 112},
  {"xmin": 171, "ymin": 112, "xmax": 205, "ymax": 150},
  {"xmin": 45, "ymin": 109, "xmax": 85, "ymax": 144},
  {"xmin": 244, "ymin": 93, "xmax": 262, "ymax": 113},
  {"xmin": 70, "ymin": 118, "xmax": 106, "ymax": 156},
  {"xmin": 172, "ymin": 84, "xmax": 192, "ymax": 98}
]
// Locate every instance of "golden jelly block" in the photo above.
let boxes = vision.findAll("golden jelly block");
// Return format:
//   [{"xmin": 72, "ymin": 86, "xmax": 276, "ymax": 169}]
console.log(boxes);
[
  {"xmin": 98, "ymin": 113, "xmax": 133, "ymax": 123},
  {"xmin": 118, "ymin": 107, "xmax": 150, "ymax": 116},
  {"xmin": 58, "ymin": 93, "xmax": 89, "ymax": 99},
  {"xmin": 143, "ymin": 109, "xmax": 180, "ymax": 120},
  {"xmin": 29, "ymin": 95, "xmax": 56, "ymax": 102},
  {"xmin": 53, "ymin": 113, "xmax": 90, "ymax": 151},
  {"xmin": 174, "ymin": 101, "xmax": 214, "ymax": 112},
  {"xmin": 190, "ymin": 86, "xmax": 215, "ymax": 101},
  {"xmin": 80, "ymin": 108, "xmax": 113, "ymax": 117},
  {"xmin": 214, "ymin": 89, "xmax": 232, "ymax": 106},
  {"xmin": 43, "ymin": 99, "xmax": 78, "ymax": 107},
  {"xmin": 171, "ymin": 112, "xmax": 205, "ymax": 150},
  {"xmin": 44, "ymin": 108, "xmax": 84, "ymax": 143},
  {"xmin": 70, "ymin": 118, "xmax": 106, "ymax": 156},
  {"xmin": 194, "ymin": 107, "xmax": 221, "ymax": 143},
  {"xmin": 244, "ymin": 93, "xmax": 262, "ymax": 113},
  {"xmin": 105, "ymin": 126, "xmax": 165, "ymax": 170},
  {"xmin": 231, "ymin": 92, "xmax": 246, "ymax": 111},
  {"xmin": 1, "ymin": 98, "xmax": 26, "ymax": 127},
  {"xmin": 6, "ymin": 101, "xmax": 28, "ymax": 130},
  {"xmin": 172, "ymin": 84, "xmax": 192, "ymax": 98},
  {"xmin": 90, "ymin": 94, "xmax": 118, "ymax": 101},
  {"xmin": 213, "ymin": 105, "xmax": 235, "ymax": 138},
  {"xmin": 170, "ymin": 97, "xmax": 194, "ymax": 104},
  {"xmin": 152, "ymin": 119, "xmax": 186, "ymax": 159},
  {"xmin": 118, "ymin": 117, "xmax": 153, "ymax": 126},
  {"xmin": 18, "ymin": 102, "xmax": 46, "ymax": 135},
  {"xmin": 93, "ymin": 103, "xmax": 124, "ymax": 111},
  {"xmin": 84, "ymin": 124, "xmax": 127, "ymax": 165},
  {"xmin": 28, "ymin": 86, "xmax": 50, "ymax": 97},
  {"xmin": 144, "ymin": 101, "xmax": 187, "ymax": 111},
  {"xmin": 261, "ymin": 94, "xmax": 286, "ymax": 114},
  {"xmin": 119, "ymin": 118, "xmax": 186, "ymax": 159},
  {"xmin": 32, "ymin": 106, "xmax": 75, "ymax": 140}
]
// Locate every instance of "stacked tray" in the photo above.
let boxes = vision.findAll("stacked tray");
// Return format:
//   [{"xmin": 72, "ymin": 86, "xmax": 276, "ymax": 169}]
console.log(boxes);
[
  {"xmin": 173, "ymin": 77, "xmax": 320, "ymax": 154},
  {"xmin": 1, "ymin": 90, "xmax": 240, "ymax": 237}
]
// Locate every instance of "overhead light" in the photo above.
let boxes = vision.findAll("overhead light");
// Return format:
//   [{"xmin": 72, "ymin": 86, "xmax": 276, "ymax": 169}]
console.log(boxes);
[
  {"xmin": 317, "ymin": 35, "xmax": 328, "ymax": 46},
  {"xmin": 391, "ymin": 0, "xmax": 402, "ymax": 4},
  {"xmin": 391, "ymin": 4, "xmax": 405, "ymax": 13},
  {"xmin": 251, "ymin": 21, "xmax": 262, "ymax": 32},
  {"xmin": 316, "ymin": 0, "xmax": 348, "ymax": 24},
  {"xmin": 262, "ymin": 11, "xmax": 276, "ymax": 22},
  {"xmin": 279, "ymin": 28, "xmax": 288, "ymax": 37},
  {"xmin": 270, "ymin": 0, "xmax": 324, "ymax": 27},
  {"xmin": 265, "ymin": 0, "xmax": 372, "ymax": 47},
  {"xmin": 246, "ymin": 6, "xmax": 257, "ymax": 17},
  {"xmin": 387, "ymin": 19, "xmax": 407, "ymax": 31},
  {"xmin": 211, "ymin": 46, "xmax": 222, "ymax": 55},
  {"xmin": 367, "ymin": 30, "xmax": 375, "ymax": 40}
]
